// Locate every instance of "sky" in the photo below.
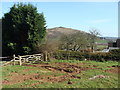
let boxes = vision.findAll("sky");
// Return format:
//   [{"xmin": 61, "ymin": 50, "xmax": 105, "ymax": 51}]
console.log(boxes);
[{"xmin": 1, "ymin": 2, "xmax": 118, "ymax": 37}]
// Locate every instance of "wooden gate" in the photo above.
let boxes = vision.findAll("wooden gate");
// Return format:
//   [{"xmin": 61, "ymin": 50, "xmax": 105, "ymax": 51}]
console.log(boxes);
[{"xmin": 13, "ymin": 54, "xmax": 43, "ymax": 65}]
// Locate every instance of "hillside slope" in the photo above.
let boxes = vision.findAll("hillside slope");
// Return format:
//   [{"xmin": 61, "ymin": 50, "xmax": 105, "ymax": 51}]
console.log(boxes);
[{"xmin": 46, "ymin": 27, "xmax": 87, "ymax": 40}]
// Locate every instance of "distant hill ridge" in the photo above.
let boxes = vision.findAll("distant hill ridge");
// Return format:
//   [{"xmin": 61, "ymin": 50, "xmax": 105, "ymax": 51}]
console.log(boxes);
[
  {"xmin": 100, "ymin": 37, "xmax": 118, "ymax": 42},
  {"xmin": 46, "ymin": 27, "xmax": 87, "ymax": 39}
]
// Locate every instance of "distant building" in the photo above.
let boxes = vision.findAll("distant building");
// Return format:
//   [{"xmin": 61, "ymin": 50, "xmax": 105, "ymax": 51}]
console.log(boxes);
[
  {"xmin": 116, "ymin": 39, "xmax": 120, "ymax": 48},
  {"xmin": 100, "ymin": 39, "xmax": 120, "ymax": 52}
]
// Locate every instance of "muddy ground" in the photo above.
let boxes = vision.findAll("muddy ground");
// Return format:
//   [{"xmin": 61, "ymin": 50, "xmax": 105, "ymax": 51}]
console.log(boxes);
[{"xmin": 2, "ymin": 62, "xmax": 119, "ymax": 87}]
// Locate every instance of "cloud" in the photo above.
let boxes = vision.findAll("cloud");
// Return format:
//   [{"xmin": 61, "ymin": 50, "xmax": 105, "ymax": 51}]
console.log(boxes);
[{"xmin": 89, "ymin": 19, "xmax": 110, "ymax": 24}]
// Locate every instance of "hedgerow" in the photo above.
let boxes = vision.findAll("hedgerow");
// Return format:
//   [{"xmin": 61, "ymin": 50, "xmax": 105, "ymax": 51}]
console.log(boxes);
[{"xmin": 53, "ymin": 49, "xmax": 120, "ymax": 61}]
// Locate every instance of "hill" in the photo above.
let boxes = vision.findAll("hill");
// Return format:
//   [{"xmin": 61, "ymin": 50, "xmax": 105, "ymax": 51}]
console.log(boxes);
[
  {"xmin": 46, "ymin": 27, "xmax": 109, "ymax": 50},
  {"xmin": 46, "ymin": 27, "xmax": 87, "ymax": 40}
]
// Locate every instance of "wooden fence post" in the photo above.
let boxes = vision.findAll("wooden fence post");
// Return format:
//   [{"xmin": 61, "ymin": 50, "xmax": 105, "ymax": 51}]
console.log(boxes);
[
  {"xmin": 18, "ymin": 55, "xmax": 22, "ymax": 66},
  {"xmin": 13, "ymin": 54, "xmax": 15, "ymax": 65},
  {"xmin": 44, "ymin": 51, "xmax": 47, "ymax": 61}
]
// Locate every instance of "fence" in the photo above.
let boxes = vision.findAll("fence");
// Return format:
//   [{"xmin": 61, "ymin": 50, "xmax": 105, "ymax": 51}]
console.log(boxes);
[{"xmin": 13, "ymin": 53, "xmax": 43, "ymax": 65}]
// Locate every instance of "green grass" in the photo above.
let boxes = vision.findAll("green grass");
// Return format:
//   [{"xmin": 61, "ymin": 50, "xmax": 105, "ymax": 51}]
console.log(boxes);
[
  {"xmin": 2, "ymin": 65, "xmax": 37, "ymax": 77},
  {"xmin": 2, "ymin": 60, "xmax": 118, "ymax": 88},
  {"xmin": 96, "ymin": 39, "xmax": 108, "ymax": 44},
  {"xmin": 95, "ymin": 39, "xmax": 108, "ymax": 50}
]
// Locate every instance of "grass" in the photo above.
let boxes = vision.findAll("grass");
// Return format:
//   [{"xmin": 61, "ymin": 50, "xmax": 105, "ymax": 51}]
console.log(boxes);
[
  {"xmin": 2, "ymin": 59, "xmax": 119, "ymax": 88},
  {"xmin": 95, "ymin": 38, "xmax": 108, "ymax": 50},
  {"xmin": 96, "ymin": 39, "xmax": 108, "ymax": 44}
]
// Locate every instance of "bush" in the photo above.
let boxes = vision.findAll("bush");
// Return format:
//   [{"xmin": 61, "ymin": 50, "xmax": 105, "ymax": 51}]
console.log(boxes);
[
  {"xmin": 53, "ymin": 50, "xmax": 90, "ymax": 61},
  {"xmin": 109, "ymin": 49, "xmax": 120, "ymax": 60},
  {"xmin": 109, "ymin": 49, "xmax": 120, "ymax": 54},
  {"xmin": 53, "ymin": 50, "xmax": 120, "ymax": 61}
]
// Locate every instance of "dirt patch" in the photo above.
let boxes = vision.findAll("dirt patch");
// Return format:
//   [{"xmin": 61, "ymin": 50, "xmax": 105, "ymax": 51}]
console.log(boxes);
[
  {"xmin": 2, "ymin": 62, "xmax": 101, "ymax": 86},
  {"xmin": 41, "ymin": 64, "xmax": 83, "ymax": 73},
  {"xmin": 48, "ymin": 75, "xmax": 68, "ymax": 82},
  {"xmin": 2, "ymin": 72, "xmax": 38, "ymax": 85},
  {"xmin": 28, "ymin": 74, "xmax": 81, "ymax": 87},
  {"xmin": 105, "ymin": 67, "xmax": 119, "ymax": 74},
  {"xmin": 22, "ymin": 68, "xmax": 35, "ymax": 72},
  {"xmin": 23, "ymin": 62, "xmax": 100, "ymax": 76},
  {"xmin": 23, "ymin": 63, "xmax": 49, "ymax": 67}
]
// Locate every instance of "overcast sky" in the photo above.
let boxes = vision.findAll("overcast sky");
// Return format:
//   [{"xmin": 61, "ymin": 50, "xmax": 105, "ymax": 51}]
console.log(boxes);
[{"xmin": 1, "ymin": 2, "xmax": 118, "ymax": 37}]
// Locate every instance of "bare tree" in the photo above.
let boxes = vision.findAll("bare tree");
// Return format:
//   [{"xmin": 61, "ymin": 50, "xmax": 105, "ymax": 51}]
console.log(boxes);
[
  {"xmin": 59, "ymin": 32, "xmax": 89, "ymax": 51},
  {"xmin": 89, "ymin": 28, "xmax": 100, "ymax": 52},
  {"xmin": 34, "ymin": 38, "xmax": 60, "ymax": 60}
]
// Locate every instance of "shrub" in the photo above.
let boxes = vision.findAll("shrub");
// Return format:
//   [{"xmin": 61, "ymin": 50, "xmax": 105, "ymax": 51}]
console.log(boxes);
[
  {"xmin": 109, "ymin": 49, "xmax": 120, "ymax": 60},
  {"xmin": 53, "ymin": 50, "xmax": 119, "ymax": 61}
]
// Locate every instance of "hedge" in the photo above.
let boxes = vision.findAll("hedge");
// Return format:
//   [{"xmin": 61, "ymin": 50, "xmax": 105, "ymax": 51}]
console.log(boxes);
[{"xmin": 53, "ymin": 49, "xmax": 120, "ymax": 61}]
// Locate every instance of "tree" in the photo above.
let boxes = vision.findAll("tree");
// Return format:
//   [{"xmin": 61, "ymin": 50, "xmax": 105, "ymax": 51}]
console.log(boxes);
[
  {"xmin": 59, "ymin": 32, "xmax": 89, "ymax": 51},
  {"xmin": 2, "ymin": 3, "xmax": 46, "ymax": 56},
  {"xmin": 71, "ymin": 32, "xmax": 90, "ymax": 51},
  {"xmin": 88, "ymin": 28, "xmax": 100, "ymax": 52},
  {"xmin": 59, "ymin": 34, "xmax": 72, "ymax": 51}
]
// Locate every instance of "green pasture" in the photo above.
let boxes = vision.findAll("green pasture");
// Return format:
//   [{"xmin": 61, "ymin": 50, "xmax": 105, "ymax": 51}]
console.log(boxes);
[{"xmin": 2, "ymin": 60, "xmax": 119, "ymax": 88}]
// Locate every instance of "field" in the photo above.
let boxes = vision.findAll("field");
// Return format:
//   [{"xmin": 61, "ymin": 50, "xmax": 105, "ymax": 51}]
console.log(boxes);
[
  {"xmin": 96, "ymin": 39, "xmax": 108, "ymax": 50},
  {"xmin": 2, "ymin": 60, "xmax": 119, "ymax": 88}
]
